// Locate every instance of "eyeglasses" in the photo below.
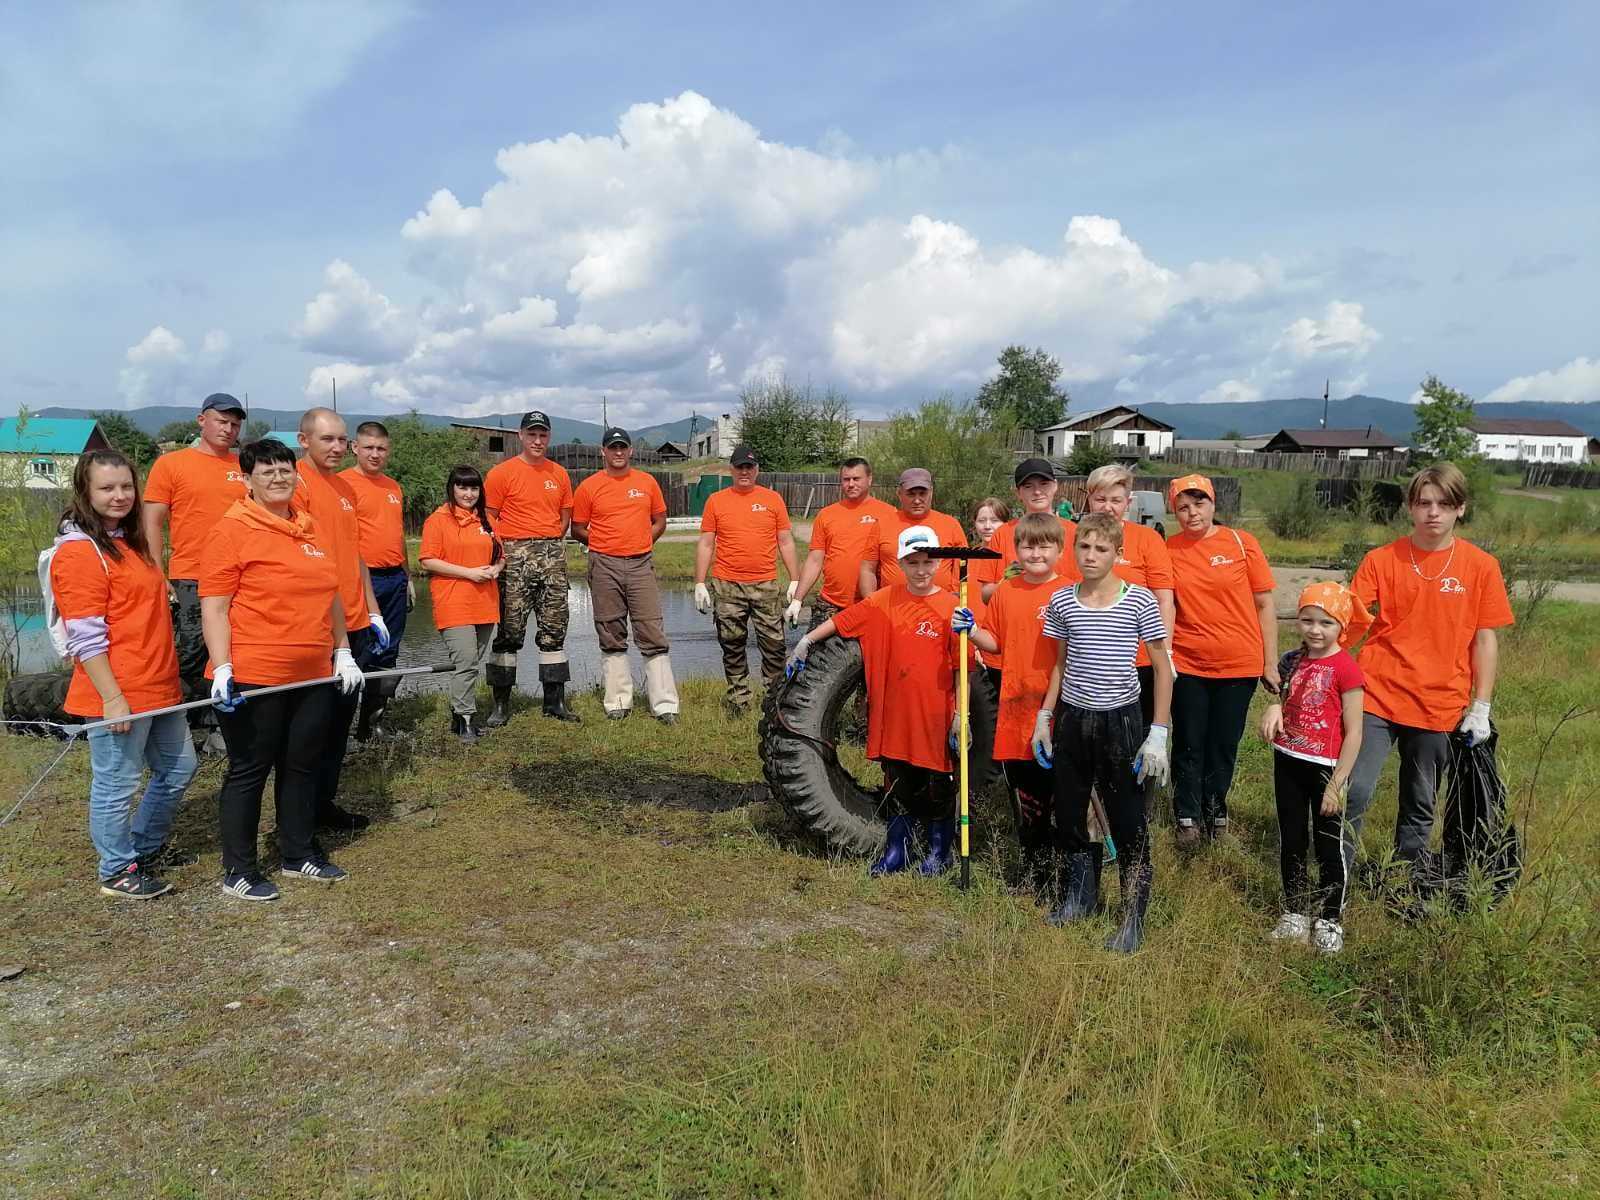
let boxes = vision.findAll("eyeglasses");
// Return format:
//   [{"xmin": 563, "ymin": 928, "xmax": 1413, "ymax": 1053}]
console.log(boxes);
[{"xmin": 253, "ymin": 467, "xmax": 297, "ymax": 480}]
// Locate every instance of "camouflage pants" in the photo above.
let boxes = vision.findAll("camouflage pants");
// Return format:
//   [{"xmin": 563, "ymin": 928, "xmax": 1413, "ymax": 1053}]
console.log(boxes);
[
  {"xmin": 488, "ymin": 538, "xmax": 570, "ymax": 691},
  {"xmin": 711, "ymin": 578, "xmax": 785, "ymax": 707},
  {"xmin": 806, "ymin": 598, "xmax": 842, "ymax": 633}
]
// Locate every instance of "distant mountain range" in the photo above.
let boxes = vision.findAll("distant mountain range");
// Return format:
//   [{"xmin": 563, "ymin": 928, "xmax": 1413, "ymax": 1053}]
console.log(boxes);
[{"xmin": 30, "ymin": 395, "xmax": 1600, "ymax": 445}]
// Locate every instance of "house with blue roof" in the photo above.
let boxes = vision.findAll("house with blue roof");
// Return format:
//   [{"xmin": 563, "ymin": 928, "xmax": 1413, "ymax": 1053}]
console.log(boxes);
[{"xmin": 0, "ymin": 417, "xmax": 112, "ymax": 489}]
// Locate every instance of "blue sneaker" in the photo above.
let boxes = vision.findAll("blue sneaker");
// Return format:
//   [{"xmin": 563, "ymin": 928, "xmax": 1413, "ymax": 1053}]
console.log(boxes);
[
  {"xmin": 221, "ymin": 871, "xmax": 280, "ymax": 902},
  {"xmin": 280, "ymin": 856, "xmax": 349, "ymax": 883}
]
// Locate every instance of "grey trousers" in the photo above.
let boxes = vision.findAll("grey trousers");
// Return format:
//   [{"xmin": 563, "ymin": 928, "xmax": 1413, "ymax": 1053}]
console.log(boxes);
[
  {"xmin": 441, "ymin": 624, "xmax": 494, "ymax": 716},
  {"xmin": 1343, "ymin": 711, "xmax": 1453, "ymax": 872}
]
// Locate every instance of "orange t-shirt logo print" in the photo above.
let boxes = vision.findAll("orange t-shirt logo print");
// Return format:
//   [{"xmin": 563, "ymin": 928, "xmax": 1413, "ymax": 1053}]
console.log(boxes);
[
  {"xmin": 1439, "ymin": 576, "xmax": 1466, "ymax": 594},
  {"xmin": 914, "ymin": 619, "xmax": 940, "ymax": 639},
  {"xmin": 300, "ymin": 542, "xmax": 326, "ymax": 558}
]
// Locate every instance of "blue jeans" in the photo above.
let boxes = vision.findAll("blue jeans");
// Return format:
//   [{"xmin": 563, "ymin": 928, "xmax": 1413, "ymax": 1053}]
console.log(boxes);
[{"xmin": 86, "ymin": 711, "xmax": 198, "ymax": 879}]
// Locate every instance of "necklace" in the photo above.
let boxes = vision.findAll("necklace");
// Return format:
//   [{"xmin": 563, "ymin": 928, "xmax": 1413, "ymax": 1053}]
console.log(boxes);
[{"xmin": 1407, "ymin": 537, "xmax": 1455, "ymax": 581}]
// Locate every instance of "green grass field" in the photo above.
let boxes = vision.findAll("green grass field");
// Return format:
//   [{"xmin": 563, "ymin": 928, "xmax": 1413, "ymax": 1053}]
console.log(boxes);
[{"xmin": 2, "ymin": 600, "xmax": 1596, "ymax": 1197}]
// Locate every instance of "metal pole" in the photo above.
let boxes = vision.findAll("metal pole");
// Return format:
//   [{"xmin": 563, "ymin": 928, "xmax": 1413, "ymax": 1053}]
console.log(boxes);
[{"xmin": 958, "ymin": 560, "xmax": 971, "ymax": 891}]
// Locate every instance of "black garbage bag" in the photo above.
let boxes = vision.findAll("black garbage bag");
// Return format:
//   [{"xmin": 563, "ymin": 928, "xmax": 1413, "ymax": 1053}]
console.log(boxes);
[{"xmin": 1440, "ymin": 721, "xmax": 1522, "ymax": 902}]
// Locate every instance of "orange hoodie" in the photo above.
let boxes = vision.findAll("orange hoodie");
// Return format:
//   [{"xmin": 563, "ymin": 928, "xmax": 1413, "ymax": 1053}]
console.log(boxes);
[
  {"xmin": 419, "ymin": 504, "xmax": 502, "ymax": 629},
  {"xmin": 199, "ymin": 498, "xmax": 342, "ymax": 685}
]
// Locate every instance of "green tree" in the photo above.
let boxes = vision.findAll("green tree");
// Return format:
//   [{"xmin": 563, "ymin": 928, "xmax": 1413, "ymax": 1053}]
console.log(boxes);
[
  {"xmin": 861, "ymin": 395, "xmax": 1015, "ymax": 521},
  {"xmin": 381, "ymin": 412, "xmax": 478, "ymax": 525},
  {"xmin": 738, "ymin": 376, "xmax": 852, "ymax": 470},
  {"xmin": 1064, "ymin": 439, "xmax": 1116, "ymax": 475},
  {"xmin": 1413, "ymin": 374, "xmax": 1476, "ymax": 463},
  {"xmin": 245, "ymin": 418, "xmax": 270, "ymax": 441},
  {"xmin": 155, "ymin": 419, "xmax": 197, "ymax": 445},
  {"xmin": 91, "ymin": 411, "xmax": 159, "ymax": 470},
  {"xmin": 0, "ymin": 408, "xmax": 69, "ymax": 678},
  {"xmin": 975, "ymin": 345, "xmax": 1069, "ymax": 432},
  {"xmin": 1220, "ymin": 428, "xmax": 1245, "ymax": 441}
]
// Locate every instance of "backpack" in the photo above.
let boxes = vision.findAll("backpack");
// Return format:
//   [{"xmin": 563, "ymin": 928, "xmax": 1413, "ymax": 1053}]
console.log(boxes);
[{"xmin": 38, "ymin": 535, "xmax": 110, "ymax": 661}]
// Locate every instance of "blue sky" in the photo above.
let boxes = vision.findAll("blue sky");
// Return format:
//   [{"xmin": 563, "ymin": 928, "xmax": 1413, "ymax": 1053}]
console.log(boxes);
[{"xmin": 3, "ymin": 1, "xmax": 1594, "ymax": 424}]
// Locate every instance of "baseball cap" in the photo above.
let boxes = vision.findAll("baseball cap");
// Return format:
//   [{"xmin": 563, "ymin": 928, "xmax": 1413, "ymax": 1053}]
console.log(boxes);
[
  {"xmin": 602, "ymin": 426, "xmax": 631, "ymax": 447},
  {"xmin": 200, "ymin": 392, "xmax": 246, "ymax": 416},
  {"xmin": 898, "ymin": 467, "xmax": 933, "ymax": 490},
  {"xmin": 1013, "ymin": 458, "xmax": 1056, "ymax": 487},
  {"xmin": 730, "ymin": 444, "xmax": 758, "ymax": 467},
  {"xmin": 1166, "ymin": 472, "xmax": 1215, "ymax": 509},
  {"xmin": 896, "ymin": 524, "xmax": 940, "ymax": 559},
  {"xmin": 520, "ymin": 410, "xmax": 552, "ymax": 431}
]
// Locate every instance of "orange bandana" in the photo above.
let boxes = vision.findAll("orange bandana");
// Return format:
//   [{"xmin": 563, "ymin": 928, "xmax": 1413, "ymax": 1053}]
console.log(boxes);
[
  {"xmin": 1297, "ymin": 581, "xmax": 1372, "ymax": 647},
  {"xmin": 1167, "ymin": 473, "xmax": 1214, "ymax": 511}
]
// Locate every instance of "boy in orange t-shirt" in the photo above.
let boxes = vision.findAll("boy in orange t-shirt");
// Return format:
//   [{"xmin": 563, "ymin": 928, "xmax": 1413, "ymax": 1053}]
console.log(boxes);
[
  {"xmin": 1346, "ymin": 464, "xmax": 1513, "ymax": 876},
  {"xmin": 786, "ymin": 525, "xmax": 965, "ymax": 878}
]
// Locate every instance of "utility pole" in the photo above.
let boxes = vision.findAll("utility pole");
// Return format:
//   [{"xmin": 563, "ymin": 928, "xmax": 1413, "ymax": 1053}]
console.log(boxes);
[
  {"xmin": 602, "ymin": 395, "xmax": 609, "ymax": 429},
  {"xmin": 332, "ymin": 377, "xmax": 338, "ymax": 413},
  {"xmin": 1321, "ymin": 379, "xmax": 1329, "ymax": 429}
]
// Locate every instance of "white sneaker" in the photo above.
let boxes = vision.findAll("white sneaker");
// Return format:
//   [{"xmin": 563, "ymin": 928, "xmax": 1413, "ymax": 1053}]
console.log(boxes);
[
  {"xmin": 1311, "ymin": 919, "xmax": 1345, "ymax": 955},
  {"xmin": 1269, "ymin": 912, "xmax": 1311, "ymax": 942}
]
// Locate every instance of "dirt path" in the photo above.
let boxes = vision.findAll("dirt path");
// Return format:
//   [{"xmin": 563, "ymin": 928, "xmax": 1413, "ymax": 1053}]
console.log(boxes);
[{"xmin": 1272, "ymin": 565, "xmax": 1600, "ymax": 613}]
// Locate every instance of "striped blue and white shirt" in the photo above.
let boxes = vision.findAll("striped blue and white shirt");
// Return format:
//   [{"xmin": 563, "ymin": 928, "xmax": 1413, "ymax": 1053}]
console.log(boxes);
[{"xmin": 1043, "ymin": 582, "xmax": 1168, "ymax": 711}]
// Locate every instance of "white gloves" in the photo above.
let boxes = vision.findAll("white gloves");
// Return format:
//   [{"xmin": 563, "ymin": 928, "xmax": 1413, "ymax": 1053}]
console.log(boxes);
[
  {"xmin": 783, "ymin": 582, "xmax": 802, "ymax": 626},
  {"xmin": 210, "ymin": 663, "xmax": 243, "ymax": 712},
  {"xmin": 333, "ymin": 648, "xmax": 364, "ymax": 695},
  {"xmin": 785, "ymin": 634, "xmax": 812, "ymax": 679},
  {"xmin": 785, "ymin": 581, "xmax": 799, "ymax": 603},
  {"xmin": 1031, "ymin": 709, "xmax": 1053, "ymax": 768},
  {"xmin": 368, "ymin": 612, "xmax": 391, "ymax": 651},
  {"xmin": 1459, "ymin": 700, "xmax": 1492, "ymax": 746},
  {"xmin": 1135, "ymin": 724, "xmax": 1170, "ymax": 786},
  {"xmin": 694, "ymin": 582, "xmax": 712, "ymax": 614}
]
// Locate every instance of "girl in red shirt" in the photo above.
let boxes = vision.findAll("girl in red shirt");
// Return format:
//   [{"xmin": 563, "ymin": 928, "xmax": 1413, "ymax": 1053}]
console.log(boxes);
[
  {"xmin": 419, "ymin": 466, "xmax": 503, "ymax": 742},
  {"xmin": 49, "ymin": 450, "xmax": 195, "ymax": 900}
]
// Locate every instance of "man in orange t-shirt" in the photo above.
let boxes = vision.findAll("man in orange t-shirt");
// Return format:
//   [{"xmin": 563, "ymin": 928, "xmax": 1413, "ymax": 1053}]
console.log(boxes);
[
  {"xmin": 1346, "ymin": 464, "xmax": 1513, "ymax": 875},
  {"xmin": 859, "ymin": 469, "xmax": 969, "ymax": 598},
  {"xmin": 340, "ymin": 420, "xmax": 410, "ymax": 739},
  {"xmin": 974, "ymin": 459, "xmax": 1080, "ymax": 605},
  {"xmin": 572, "ymin": 426, "xmax": 679, "ymax": 722},
  {"xmin": 787, "ymin": 524, "xmax": 966, "ymax": 877},
  {"xmin": 788, "ymin": 456, "xmax": 896, "ymax": 631},
  {"xmin": 694, "ymin": 444, "xmax": 799, "ymax": 713},
  {"xmin": 141, "ymin": 391, "xmax": 249, "ymax": 748},
  {"xmin": 482, "ymin": 410, "xmax": 578, "ymax": 725}
]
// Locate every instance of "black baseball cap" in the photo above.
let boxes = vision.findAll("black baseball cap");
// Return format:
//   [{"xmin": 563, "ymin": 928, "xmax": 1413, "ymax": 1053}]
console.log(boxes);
[
  {"xmin": 729, "ymin": 444, "xmax": 758, "ymax": 467},
  {"xmin": 200, "ymin": 392, "xmax": 247, "ymax": 416},
  {"xmin": 602, "ymin": 426, "xmax": 631, "ymax": 447},
  {"xmin": 1014, "ymin": 458, "xmax": 1056, "ymax": 486},
  {"xmin": 520, "ymin": 410, "xmax": 552, "ymax": 431}
]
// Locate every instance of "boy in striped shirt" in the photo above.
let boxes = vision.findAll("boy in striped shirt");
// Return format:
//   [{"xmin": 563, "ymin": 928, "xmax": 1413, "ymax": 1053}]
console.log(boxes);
[{"xmin": 1033, "ymin": 513, "xmax": 1175, "ymax": 952}]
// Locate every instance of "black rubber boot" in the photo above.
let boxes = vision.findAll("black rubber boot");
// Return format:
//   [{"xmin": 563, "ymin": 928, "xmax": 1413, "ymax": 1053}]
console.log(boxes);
[
  {"xmin": 355, "ymin": 689, "xmax": 386, "ymax": 743},
  {"xmin": 1105, "ymin": 863, "xmax": 1152, "ymax": 954},
  {"xmin": 1047, "ymin": 851, "xmax": 1099, "ymax": 925},
  {"xmin": 451, "ymin": 713, "xmax": 478, "ymax": 744},
  {"xmin": 484, "ymin": 687, "xmax": 513, "ymax": 729},
  {"xmin": 542, "ymin": 682, "xmax": 580, "ymax": 723}
]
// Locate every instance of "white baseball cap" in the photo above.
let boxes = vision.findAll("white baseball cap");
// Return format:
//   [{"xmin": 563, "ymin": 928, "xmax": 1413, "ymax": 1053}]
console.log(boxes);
[{"xmin": 896, "ymin": 525, "xmax": 940, "ymax": 559}]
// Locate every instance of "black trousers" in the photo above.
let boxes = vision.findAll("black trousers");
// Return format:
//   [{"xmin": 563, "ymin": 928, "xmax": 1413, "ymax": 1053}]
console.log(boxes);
[
  {"xmin": 314, "ymin": 685, "xmax": 361, "ymax": 818},
  {"xmin": 1003, "ymin": 757, "xmax": 1055, "ymax": 884},
  {"xmin": 1273, "ymin": 750, "xmax": 1347, "ymax": 922},
  {"xmin": 1172, "ymin": 673, "xmax": 1256, "ymax": 827},
  {"xmin": 217, "ymin": 682, "xmax": 334, "ymax": 873},
  {"xmin": 881, "ymin": 759, "xmax": 955, "ymax": 822},
  {"xmin": 1136, "ymin": 664, "xmax": 1155, "ymax": 733},
  {"xmin": 1053, "ymin": 701, "xmax": 1150, "ymax": 870}
]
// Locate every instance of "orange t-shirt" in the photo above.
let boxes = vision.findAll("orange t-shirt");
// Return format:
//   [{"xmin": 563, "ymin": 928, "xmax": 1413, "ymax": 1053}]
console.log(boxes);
[
  {"xmin": 810, "ymin": 495, "xmax": 898, "ymax": 607},
  {"xmin": 338, "ymin": 468, "xmax": 406, "ymax": 568},
  {"xmin": 978, "ymin": 572, "xmax": 1071, "ymax": 760},
  {"xmin": 871, "ymin": 508, "xmax": 970, "ymax": 593},
  {"xmin": 1352, "ymin": 537, "xmax": 1513, "ymax": 732},
  {"xmin": 419, "ymin": 505, "xmax": 502, "ymax": 629},
  {"xmin": 1113, "ymin": 521, "xmax": 1175, "ymax": 669},
  {"xmin": 295, "ymin": 461, "xmax": 369, "ymax": 632},
  {"xmin": 701, "ymin": 485, "xmax": 791, "ymax": 583},
  {"xmin": 142, "ymin": 447, "xmax": 249, "ymax": 579},
  {"xmin": 52, "ymin": 538, "xmax": 182, "ymax": 719},
  {"xmin": 484, "ymin": 456, "xmax": 573, "ymax": 539},
  {"xmin": 199, "ymin": 500, "xmax": 340, "ymax": 686},
  {"xmin": 572, "ymin": 469, "xmax": 666, "ymax": 557},
  {"xmin": 1167, "ymin": 525, "xmax": 1276, "ymax": 678},
  {"xmin": 834, "ymin": 585, "xmax": 961, "ymax": 772}
]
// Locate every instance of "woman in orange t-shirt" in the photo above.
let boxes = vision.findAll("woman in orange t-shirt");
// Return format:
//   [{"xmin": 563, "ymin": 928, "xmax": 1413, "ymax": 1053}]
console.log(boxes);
[
  {"xmin": 200, "ymin": 438, "xmax": 363, "ymax": 902},
  {"xmin": 419, "ymin": 466, "xmax": 503, "ymax": 743},
  {"xmin": 49, "ymin": 450, "xmax": 195, "ymax": 901},
  {"xmin": 1165, "ymin": 473, "xmax": 1278, "ymax": 846}
]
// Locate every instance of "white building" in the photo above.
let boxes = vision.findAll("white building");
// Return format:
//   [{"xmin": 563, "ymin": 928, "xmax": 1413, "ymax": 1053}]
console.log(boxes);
[
  {"xmin": 1468, "ymin": 418, "xmax": 1589, "ymax": 463},
  {"xmin": 688, "ymin": 412, "xmax": 740, "ymax": 459},
  {"xmin": 1036, "ymin": 406, "xmax": 1177, "ymax": 459}
]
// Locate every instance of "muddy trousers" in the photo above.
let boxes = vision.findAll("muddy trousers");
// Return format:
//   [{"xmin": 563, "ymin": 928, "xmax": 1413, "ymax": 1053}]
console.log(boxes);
[
  {"xmin": 1002, "ymin": 757, "xmax": 1056, "ymax": 890},
  {"xmin": 440, "ymin": 623, "xmax": 494, "ymax": 717},
  {"xmin": 1274, "ymin": 750, "xmax": 1348, "ymax": 922},
  {"xmin": 216, "ymin": 682, "xmax": 333, "ymax": 874},
  {"xmin": 710, "ymin": 577, "xmax": 784, "ymax": 707},
  {"xmin": 881, "ymin": 759, "xmax": 956, "ymax": 822},
  {"xmin": 1343, "ymin": 712, "xmax": 1452, "ymax": 874},
  {"xmin": 1053, "ymin": 701, "xmax": 1151, "ymax": 873},
  {"xmin": 487, "ymin": 537, "xmax": 570, "ymax": 693},
  {"xmin": 169, "ymin": 579, "xmax": 216, "ymax": 738},
  {"xmin": 590, "ymin": 551, "xmax": 679, "ymax": 716},
  {"xmin": 1171, "ymin": 673, "xmax": 1256, "ymax": 830}
]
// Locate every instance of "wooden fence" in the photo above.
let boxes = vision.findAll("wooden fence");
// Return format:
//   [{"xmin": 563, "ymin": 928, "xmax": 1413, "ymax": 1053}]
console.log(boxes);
[
  {"xmin": 1522, "ymin": 462, "xmax": 1600, "ymax": 490},
  {"xmin": 1163, "ymin": 446, "xmax": 1405, "ymax": 481}
]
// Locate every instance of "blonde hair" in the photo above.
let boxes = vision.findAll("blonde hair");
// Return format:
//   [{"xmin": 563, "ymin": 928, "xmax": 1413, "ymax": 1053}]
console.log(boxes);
[
  {"xmin": 1014, "ymin": 511, "xmax": 1065, "ymax": 548},
  {"xmin": 1085, "ymin": 464, "xmax": 1135, "ymax": 495},
  {"xmin": 1075, "ymin": 511, "xmax": 1124, "ymax": 548},
  {"xmin": 1406, "ymin": 463, "xmax": 1468, "ymax": 508}
]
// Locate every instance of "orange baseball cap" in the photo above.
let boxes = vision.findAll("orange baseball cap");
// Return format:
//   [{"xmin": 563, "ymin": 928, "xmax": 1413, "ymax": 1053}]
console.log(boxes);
[{"xmin": 1167, "ymin": 473, "xmax": 1214, "ymax": 509}]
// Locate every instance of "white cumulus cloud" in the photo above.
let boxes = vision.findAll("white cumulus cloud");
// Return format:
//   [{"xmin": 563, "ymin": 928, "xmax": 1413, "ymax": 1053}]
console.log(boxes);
[
  {"xmin": 118, "ymin": 325, "xmax": 241, "ymax": 407},
  {"xmin": 1483, "ymin": 356, "xmax": 1600, "ymax": 404},
  {"xmin": 1275, "ymin": 301, "xmax": 1381, "ymax": 361}
]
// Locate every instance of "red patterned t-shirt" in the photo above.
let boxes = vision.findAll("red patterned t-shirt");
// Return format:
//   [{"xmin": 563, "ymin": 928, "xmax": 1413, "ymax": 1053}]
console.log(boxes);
[{"xmin": 1273, "ymin": 648, "xmax": 1364, "ymax": 766}]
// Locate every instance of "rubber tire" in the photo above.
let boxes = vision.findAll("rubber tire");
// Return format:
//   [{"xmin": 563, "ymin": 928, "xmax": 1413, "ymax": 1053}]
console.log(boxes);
[{"xmin": 2, "ymin": 671, "xmax": 78, "ymax": 739}]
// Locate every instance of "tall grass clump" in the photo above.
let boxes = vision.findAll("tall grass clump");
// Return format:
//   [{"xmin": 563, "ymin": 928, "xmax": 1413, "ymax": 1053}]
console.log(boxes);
[{"xmin": 1265, "ymin": 477, "xmax": 1330, "ymax": 540}]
